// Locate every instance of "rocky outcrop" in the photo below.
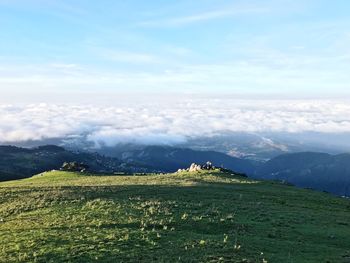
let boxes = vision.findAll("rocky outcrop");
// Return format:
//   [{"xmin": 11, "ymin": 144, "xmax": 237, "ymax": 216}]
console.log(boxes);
[{"xmin": 177, "ymin": 161, "xmax": 216, "ymax": 173}]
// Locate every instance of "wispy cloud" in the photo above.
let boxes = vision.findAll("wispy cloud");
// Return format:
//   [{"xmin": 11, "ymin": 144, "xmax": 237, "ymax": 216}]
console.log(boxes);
[
  {"xmin": 138, "ymin": 5, "xmax": 269, "ymax": 27},
  {"xmin": 1, "ymin": 51, "xmax": 350, "ymax": 96},
  {"xmin": 0, "ymin": 0, "xmax": 349, "ymax": 98},
  {"xmin": 96, "ymin": 49, "xmax": 162, "ymax": 64}
]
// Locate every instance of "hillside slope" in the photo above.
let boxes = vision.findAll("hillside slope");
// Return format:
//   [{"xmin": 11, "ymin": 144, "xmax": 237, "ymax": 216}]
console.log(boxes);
[
  {"xmin": 0, "ymin": 170, "xmax": 349, "ymax": 262},
  {"xmin": 255, "ymin": 152, "xmax": 350, "ymax": 196}
]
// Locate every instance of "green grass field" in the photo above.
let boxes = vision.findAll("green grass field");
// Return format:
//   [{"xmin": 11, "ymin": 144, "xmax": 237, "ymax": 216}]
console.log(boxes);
[{"xmin": 0, "ymin": 170, "xmax": 350, "ymax": 262}]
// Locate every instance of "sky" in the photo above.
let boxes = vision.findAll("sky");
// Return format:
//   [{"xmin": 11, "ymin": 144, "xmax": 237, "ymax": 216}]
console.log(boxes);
[
  {"xmin": 1, "ymin": 1, "xmax": 350, "ymax": 147},
  {"xmin": 1, "ymin": 0, "xmax": 350, "ymax": 101}
]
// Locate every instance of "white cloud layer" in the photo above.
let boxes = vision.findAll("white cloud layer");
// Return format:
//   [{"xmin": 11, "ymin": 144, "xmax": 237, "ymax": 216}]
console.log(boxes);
[{"xmin": 1, "ymin": 99, "xmax": 350, "ymax": 147}]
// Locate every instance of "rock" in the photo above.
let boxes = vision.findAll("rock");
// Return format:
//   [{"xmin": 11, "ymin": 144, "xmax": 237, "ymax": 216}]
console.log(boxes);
[
  {"xmin": 202, "ymin": 161, "xmax": 213, "ymax": 170},
  {"xmin": 189, "ymin": 163, "xmax": 202, "ymax": 172},
  {"xmin": 177, "ymin": 161, "xmax": 222, "ymax": 173},
  {"xmin": 176, "ymin": 161, "xmax": 244, "ymax": 177}
]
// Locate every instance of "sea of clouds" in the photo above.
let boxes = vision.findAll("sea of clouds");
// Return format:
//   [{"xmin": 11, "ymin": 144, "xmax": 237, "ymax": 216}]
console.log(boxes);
[{"xmin": 1, "ymin": 99, "xmax": 350, "ymax": 147}]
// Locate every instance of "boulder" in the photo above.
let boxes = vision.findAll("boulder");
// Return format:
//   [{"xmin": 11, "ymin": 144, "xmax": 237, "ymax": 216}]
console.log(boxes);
[
  {"xmin": 189, "ymin": 163, "xmax": 202, "ymax": 172},
  {"xmin": 202, "ymin": 161, "xmax": 213, "ymax": 170}
]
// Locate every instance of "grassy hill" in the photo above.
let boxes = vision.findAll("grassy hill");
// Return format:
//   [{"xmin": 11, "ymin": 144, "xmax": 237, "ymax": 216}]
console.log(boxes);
[
  {"xmin": 0, "ymin": 145, "xmax": 155, "ymax": 182},
  {"xmin": 0, "ymin": 170, "xmax": 350, "ymax": 262}
]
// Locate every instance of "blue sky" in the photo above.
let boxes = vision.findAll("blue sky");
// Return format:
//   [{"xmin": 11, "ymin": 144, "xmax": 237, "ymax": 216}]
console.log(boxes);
[{"xmin": 1, "ymin": 0, "xmax": 350, "ymax": 101}]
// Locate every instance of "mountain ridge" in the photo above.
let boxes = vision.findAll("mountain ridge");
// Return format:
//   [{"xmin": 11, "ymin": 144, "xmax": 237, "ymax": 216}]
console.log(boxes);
[
  {"xmin": 1, "ymin": 144, "xmax": 350, "ymax": 197},
  {"xmin": 255, "ymin": 152, "xmax": 350, "ymax": 196}
]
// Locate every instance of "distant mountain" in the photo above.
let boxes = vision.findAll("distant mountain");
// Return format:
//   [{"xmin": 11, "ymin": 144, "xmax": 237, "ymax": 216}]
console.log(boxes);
[
  {"xmin": 0, "ymin": 145, "xmax": 154, "ymax": 181},
  {"xmin": 0, "ymin": 144, "xmax": 256, "ymax": 182},
  {"xmin": 181, "ymin": 133, "xmax": 291, "ymax": 161},
  {"xmin": 182, "ymin": 132, "xmax": 350, "ymax": 161},
  {"xmin": 8, "ymin": 131, "xmax": 350, "ymax": 163},
  {"xmin": 3, "ymin": 144, "xmax": 350, "ymax": 197},
  {"xmin": 100, "ymin": 145, "xmax": 257, "ymax": 174},
  {"xmin": 255, "ymin": 152, "xmax": 350, "ymax": 196}
]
